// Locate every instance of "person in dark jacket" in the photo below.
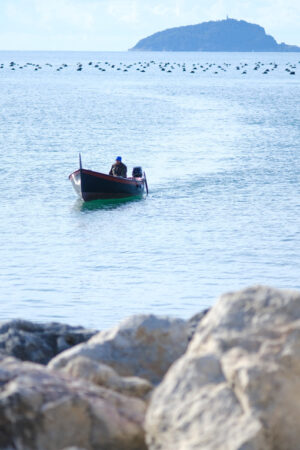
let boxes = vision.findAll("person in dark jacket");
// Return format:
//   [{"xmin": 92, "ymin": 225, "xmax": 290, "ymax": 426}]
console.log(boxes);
[{"xmin": 109, "ymin": 156, "xmax": 127, "ymax": 178}]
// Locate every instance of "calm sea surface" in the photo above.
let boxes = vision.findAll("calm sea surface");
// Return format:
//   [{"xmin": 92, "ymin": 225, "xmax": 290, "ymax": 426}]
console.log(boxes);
[{"xmin": 1, "ymin": 51, "xmax": 299, "ymax": 329}]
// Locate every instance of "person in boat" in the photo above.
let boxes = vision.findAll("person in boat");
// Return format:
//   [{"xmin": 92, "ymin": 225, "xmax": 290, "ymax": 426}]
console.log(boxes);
[{"xmin": 109, "ymin": 156, "xmax": 127, "ymax": 178}]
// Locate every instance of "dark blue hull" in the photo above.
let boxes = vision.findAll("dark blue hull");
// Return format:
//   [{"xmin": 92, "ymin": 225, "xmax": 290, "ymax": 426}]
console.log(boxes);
[{"xmin": 69, "ymin": 168, "xmax": 146, "ymax": 201}]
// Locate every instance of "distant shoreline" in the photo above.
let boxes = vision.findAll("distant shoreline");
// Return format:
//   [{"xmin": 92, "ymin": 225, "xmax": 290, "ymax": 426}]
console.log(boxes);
[{"xmin": 131, "ymin": 19, "xmax": 300, "ymax": 53}]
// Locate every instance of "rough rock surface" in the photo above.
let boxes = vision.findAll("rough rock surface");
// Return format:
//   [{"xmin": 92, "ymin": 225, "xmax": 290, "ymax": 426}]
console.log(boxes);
[
  {"xmin": 146, "ymin": 286, "xmax": 300, "ymax": 450},
  {"xmin": 187, "ymin": 309, "xmax": 210, "ymax": 342},
  {"xmin": 0, "ymin": 355, "xmax": 146, "ymax": 450},
  {"xmin": 49, "ymin": 314, "xmax": 188, "ymax": 384},
  {"xmin": 0, "ymin": 319, "xmax": 96, "ymax": 364},
  {"xmin": 60, "ymin": 355, "xmax": 153, "ymax": 398}
]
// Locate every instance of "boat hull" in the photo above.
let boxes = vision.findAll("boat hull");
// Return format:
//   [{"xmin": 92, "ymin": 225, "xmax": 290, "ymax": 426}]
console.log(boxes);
[{"xmin": 69, "ymin": 169, "xmax": 145, "ymax": 201}]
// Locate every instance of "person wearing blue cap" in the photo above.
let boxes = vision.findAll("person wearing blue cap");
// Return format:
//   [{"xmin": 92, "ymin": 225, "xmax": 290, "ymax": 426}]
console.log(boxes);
[{"xmin": 109, "ymin": 156, "xmax": 127, "ymax": 178}]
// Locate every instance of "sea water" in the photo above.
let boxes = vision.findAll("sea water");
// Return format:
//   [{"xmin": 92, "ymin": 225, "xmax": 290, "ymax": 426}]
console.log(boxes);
[{"xmin": 0, "ymin": 51, "xmax": 299, "ymax": 329}]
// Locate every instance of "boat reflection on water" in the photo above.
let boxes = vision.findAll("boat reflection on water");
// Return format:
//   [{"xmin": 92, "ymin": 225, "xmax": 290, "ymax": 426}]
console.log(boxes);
[{"xmin": 74, "ymin": 195, "xmax": 145, "ymax": 213}]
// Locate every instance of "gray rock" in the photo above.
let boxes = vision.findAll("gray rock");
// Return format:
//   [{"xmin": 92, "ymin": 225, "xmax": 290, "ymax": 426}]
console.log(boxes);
[
  {"xmin": 49, "ymin": 314, "xmax": 188, "ymax": 384},
  {"xmin": 0, "ymin": 356, "xmax": 146, "ymax": 450},
  {"xmin": 187, "ymin": 309, "xmax": 210, "ymax": 341},
  {"xmin": 0, "ymin": 319, "xmax": 97, "ymax": 364},
  {"xmin": 146, "ymin": 286, "xmax": 300, "ymax": 450}
]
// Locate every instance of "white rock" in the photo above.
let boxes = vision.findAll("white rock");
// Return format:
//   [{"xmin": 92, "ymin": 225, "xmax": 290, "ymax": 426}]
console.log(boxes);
[
  {"xmin": 146, "ymin": 286, "xmax": 300, "ymax": 450},
  {"xmin": 49, "ymin": 314, "xmax": 188, "ymax": 384},
  {"xmin": 60, "ymin": 355, "xmax": 153, "ymax": 398},
  {"xmin": 0, "ymin": 356, "xmax": 146, "ymax": 450}
]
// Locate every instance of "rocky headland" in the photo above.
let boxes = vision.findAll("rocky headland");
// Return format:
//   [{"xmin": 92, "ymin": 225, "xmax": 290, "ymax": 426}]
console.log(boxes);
[
  {"xmin": 130, "ymin": 18, "xmax": 300, "ymax": 52},
  {"xmin": 1, "ymin": 285, "xmax": 300, "ymax": 449}
]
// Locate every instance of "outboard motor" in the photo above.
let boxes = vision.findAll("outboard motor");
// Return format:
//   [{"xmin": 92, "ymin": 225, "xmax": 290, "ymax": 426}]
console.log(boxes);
[{"xmin": 132, "ymin": 166, "xmax": 143, "ymax": 178}]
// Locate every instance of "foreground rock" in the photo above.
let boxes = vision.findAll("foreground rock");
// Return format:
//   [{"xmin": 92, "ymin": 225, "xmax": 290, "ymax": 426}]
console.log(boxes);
[
  {"xmin": 0, "ymin": 319, "xmax": 96, "ymax": 364},
  {"xmin": 49, "ymin": 315, "xmax": 188, "ymax": 384},
  {"xmin": 146, "ymin": 286, "xmax": 300, "ymax": 450},
  {"xmin": 60, "ymin": 355, "xmax": 153, "ymax": 399},
  {"xmin": 0, "ymin": 356, "xmax": 146, "ymax": 450}
]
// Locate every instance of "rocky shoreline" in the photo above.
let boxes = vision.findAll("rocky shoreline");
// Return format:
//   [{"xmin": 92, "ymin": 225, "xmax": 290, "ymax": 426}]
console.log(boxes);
[{"xmin": 0, "ymin": 285, "xmax": 299, "ymax": 449}]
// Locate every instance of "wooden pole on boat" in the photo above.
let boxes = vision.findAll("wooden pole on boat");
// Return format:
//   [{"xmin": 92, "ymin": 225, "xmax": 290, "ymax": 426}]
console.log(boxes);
[
  {"xmin": 144, "ymin": 171, "xmax": 149, "ymax": 195},
  {"xmin": 79, "ymin": 153, "xmax": 82, "ymax": 170}
]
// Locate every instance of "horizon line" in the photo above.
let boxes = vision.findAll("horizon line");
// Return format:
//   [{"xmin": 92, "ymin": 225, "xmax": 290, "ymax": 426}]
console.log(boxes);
[{"xmin": 0, "ymin": 49, "xmax": 300, "ymax": 53}]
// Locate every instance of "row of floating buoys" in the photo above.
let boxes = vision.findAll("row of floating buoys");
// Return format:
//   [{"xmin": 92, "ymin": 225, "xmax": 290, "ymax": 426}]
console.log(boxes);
[{"xmin": 0, "ymin": 60, "xmax": 298, "ymax": 75}]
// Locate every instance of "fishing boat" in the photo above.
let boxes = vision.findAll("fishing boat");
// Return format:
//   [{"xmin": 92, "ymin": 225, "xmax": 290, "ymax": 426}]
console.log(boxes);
[{"xmin": 69, "ymin": 154, "xmax": 148, "ymax": 202}]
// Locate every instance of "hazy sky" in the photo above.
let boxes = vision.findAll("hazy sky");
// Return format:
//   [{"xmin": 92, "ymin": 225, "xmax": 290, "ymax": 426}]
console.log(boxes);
[{"xmin": 0, "ymin": 0, "xmax": 299, "ymax": 51}]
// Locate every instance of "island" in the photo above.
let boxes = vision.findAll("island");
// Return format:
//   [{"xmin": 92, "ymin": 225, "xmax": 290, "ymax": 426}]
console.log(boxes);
[{"xmin": 130, "ymin": 18, "xmax": 300, "ymax": 52}]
